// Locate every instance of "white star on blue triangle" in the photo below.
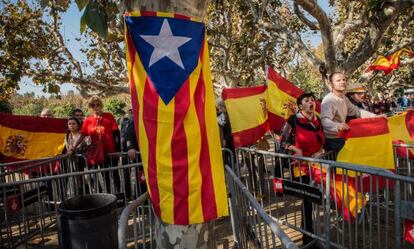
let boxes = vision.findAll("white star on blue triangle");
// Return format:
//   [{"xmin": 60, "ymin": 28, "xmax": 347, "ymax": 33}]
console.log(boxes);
[{"xmin": 126, "ymin": 16, "xmax": 205, "ymax": 104}]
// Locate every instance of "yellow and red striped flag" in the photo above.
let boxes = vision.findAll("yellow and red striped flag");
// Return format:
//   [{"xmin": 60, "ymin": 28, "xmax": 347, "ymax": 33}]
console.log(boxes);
[
  {"xmin": 388, "ymin": 110, "xmax": 414, "ymax": 157},
  {"xmin": 0, "ymin": 113, "xmax": 66, "ymax": 167},
  {"xmin": 366, "ymin": 48, "xmax": 414, "ymax": 75},
  {"xmin": 124, "ymin": 11, "xmax": 228, "ymax": 225},
  {"xmin": 222, "ymin": 86, "xmax": 269, "ymax": 148},
  {"xmin": 388, "ymin": 110, "xmax": 414, "ymax": 143},
  {"xmin": 266, "ymin": 66, "xmax": 320, "ymax": 132},
  {"xmin": 337, "ymin": 117, "xmax": 395, "ymax": 174}
]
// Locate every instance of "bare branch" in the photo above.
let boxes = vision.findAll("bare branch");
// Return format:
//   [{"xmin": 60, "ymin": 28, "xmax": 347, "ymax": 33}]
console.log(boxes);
[
  {"xmin": 50, "ymin": 0, "xmax": 83, "ymax": 78},
  {"xmin": 264, "ymin": 6, "xmax": 323, "ymax": 70},
  {"xmin": 293, "ymin": 3, "xmax": 319, "ymax": 30},
  {"xmin": 294, "ymin": 0, "xmax": 336, "ymax": 73}
]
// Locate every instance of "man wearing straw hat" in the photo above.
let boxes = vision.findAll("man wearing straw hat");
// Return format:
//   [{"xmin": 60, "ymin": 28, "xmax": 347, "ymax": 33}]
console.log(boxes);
[{"xmin": 346, "ymin": 82, "xmax": 370, "ymax": 121}]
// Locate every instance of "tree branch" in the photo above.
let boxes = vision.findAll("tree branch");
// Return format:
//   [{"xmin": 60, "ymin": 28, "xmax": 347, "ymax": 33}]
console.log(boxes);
[
  {"xmin": 50, "ymin": 0, "xmax": 83, "ymax": 78},
  {"xmin": 343, "ymin": 1, "xmax": 413, "ymax": 75},
  {"xmin": 263, "ymin": 5, "xmax": 323, "ymax": 70},
  {"xmin": 293, "ymin": 3, "xmax": 319, "ymax": 30},
  {"xmin": 295, "ymin": 0, "xmax": 336, "ymax": 73}
]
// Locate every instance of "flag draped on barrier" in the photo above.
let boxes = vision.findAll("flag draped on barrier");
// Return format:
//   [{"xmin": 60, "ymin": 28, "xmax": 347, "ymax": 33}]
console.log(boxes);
[
  {"xmin": 124, "ymin": 11, "xmax": 228, "ymax": 225},
  {"xmin": 331, "ymin": 117, "xmax": 395, "ymax": 221},
  {"xmin": 0, "ymin": 113, "xmax": 66, "ymax": 163},
  {"xmin": 366, "ymin": 48, "xmax": 414, "ymax": 75},
  {"xmin": 266, "ymin": 66, "xmax": 321, "ymax": 132},
  {"xmin": 337, "ymin": 117, "xmax": 395, "ymax": 174},
  {"xmin": 222, "ymin": 86, "xmax": 269, "ymax": 148}
]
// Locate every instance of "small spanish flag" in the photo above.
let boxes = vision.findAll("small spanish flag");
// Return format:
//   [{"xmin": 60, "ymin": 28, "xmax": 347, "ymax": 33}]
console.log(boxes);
[
  {"xmin": 0, "ymin": 113, "xmax": 66, "ymax": 163},
  {"xmin": 125, "ymin": 11, "xmax": 228, "ymax": 225},
  {"xmin": 366, "ymin": 48, "xmax": 414, "ymax": 75},
  {"xmin": 222, "ymin": 86, "xmax": 269, "ymax": 148},
  {"xmin": 266, "ymin": 66, "xmax": 320, "ymax": 132}
]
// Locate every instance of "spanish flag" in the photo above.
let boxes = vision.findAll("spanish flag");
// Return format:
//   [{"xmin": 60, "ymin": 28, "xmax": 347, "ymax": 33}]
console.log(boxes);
[
  {"xmin": 366, "ymin": 48, "xmax": 414, "ymax": 75},
  {"xmin": 0, "ymin": 113, "xmax": 66, "ymax": 163},
  {"xmin": 222, "ymin": 86, "xmax": 269, "ymax": 148},
  {"xmin": 125, "ymin": 11, "xmax": 228, "ymax": 225},
  {"xmin": 337, "ymin": 117, "xmax": 395, "ymax": 175},
  {"xmin": 388, "ymin": 110, "xmax": 414, "ymax": 158},
  {"xmin": 266, "ymin": 66, "xmax": 320, "ymax": 132}
]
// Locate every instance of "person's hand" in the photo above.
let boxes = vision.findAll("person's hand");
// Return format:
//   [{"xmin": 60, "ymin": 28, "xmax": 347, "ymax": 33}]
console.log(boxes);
[
  {"xmin": 128, "ymin": 149, "xmax": 137, "ymax": 161},
  {"xmin": 67, "ymin": 148, "xmax": 75, "ymax": 156},
  {"xmin": 312, "ymin": 149, "xmax": 325, "ymax": 158},
  {"xmin": 337, "ymin": 123, "xmax": 349, "ymax": 131},
  {"xmin": 290, "ymin": 146, "xmax": 303, "ymax": 157}
]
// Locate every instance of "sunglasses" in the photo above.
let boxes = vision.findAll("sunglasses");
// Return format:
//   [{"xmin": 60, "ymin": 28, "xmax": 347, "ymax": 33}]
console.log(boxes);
[{"xmin": 91, "ymin": 103, "xmax": 101, "ymax": 107}]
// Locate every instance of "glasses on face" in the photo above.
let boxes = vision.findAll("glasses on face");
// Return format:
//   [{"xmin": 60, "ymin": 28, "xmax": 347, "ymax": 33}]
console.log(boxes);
[
  {"xmin": 356, "ymin": 92, "xmax": 366, "ymax": 96},
  {"xmin": 91, "ymin": 103, "xmax": 101, "ymax": 108}
]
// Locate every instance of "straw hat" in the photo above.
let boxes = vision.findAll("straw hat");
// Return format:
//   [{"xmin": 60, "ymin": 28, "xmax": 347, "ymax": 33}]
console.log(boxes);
[{"xmin": 347, "ymin": 82, "xmax": 366, "ymax": 93}]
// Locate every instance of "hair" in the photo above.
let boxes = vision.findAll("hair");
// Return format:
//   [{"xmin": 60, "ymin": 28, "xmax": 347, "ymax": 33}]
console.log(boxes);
[
  {"xmin": 40, "ymin": 108, "xmax": 53, "ymax": 116},
  {"xmin": 87, "ymin": 96, "xmax": 104, "ymax": 108},
  {"xmin": 329, "ymin": 71, "xmax": 345, "ymax": 82},
  {"xmin": 71, "ymin": 108, "xmax": 84, "ymax": 116},
  {"xmin": 67, "ymin": 117, "xmax": 82, "ymax": 129},
  {"xmin": 296, "ymin": 92, "xmax": 315, "ymax": 106}
]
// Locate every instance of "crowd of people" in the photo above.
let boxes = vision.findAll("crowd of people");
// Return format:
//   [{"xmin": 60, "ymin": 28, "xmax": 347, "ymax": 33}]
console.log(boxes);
[
  {"xmin": 216, "ymin": 71, "xmax": 413, "ymax": 248},
  {"xmin": 38, "ymin": 96, "xmax": 142, "ymax": 196}
]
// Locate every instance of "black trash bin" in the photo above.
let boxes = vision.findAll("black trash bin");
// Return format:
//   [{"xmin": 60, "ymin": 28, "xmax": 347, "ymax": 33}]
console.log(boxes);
[{"xmin": 57, "ymin": 193, "xmax": 118, "ymax": 249}]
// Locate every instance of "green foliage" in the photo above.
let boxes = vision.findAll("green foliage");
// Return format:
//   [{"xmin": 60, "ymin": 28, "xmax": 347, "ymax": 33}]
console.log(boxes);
[
  {"xmin": 0, "ymin": 1, "xmax": 54, "ymax": 97},
  {"xmin": 81, "ymin": 2, "xmax": 108, "ymax": 38},
  {"xmin": 0, "ymin": 100, "xmax": 13, "ymax": 113},
  {"xmin": 14, "ymin": 102, "xmax": 45, "ymax": 116},
  {"xmin": 50, "ymin": 102, "xmax": 76, "ymax": 118},
  {"xmin": 103, "ymin": 97, "xmax": 126, "ymax": 119}
]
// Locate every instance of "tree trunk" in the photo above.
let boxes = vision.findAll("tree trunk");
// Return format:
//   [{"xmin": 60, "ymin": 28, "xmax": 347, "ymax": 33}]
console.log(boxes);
[{"xmin": 155, "ymin": 215, "xmax": 215, "ymax": 249}]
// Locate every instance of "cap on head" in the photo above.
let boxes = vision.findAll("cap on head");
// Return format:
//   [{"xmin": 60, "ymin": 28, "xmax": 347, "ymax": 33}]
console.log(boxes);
[{"xmin": 296, "ymin": 92, "xmax": 315, "ymax": 106}]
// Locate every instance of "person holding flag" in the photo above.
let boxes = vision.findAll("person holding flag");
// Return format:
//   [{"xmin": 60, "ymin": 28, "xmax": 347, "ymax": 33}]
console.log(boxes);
[
  {"xmin": 278, "ymin": 92, "xmax": 324, "ymax": 247},
  {"xmin": 321, "ymin": 72, "xmax": 377, "ymax": 153}
]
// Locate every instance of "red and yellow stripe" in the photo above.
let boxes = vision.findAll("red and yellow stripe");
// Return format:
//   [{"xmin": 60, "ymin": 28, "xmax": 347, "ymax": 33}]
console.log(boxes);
[
  {"xmin": 0, "ymin": 113, "xmax": 66, "ymax": 161},
  {"xmin": 266, "ymin": 66, "xmax": 321, "ymax": 132},
  {"xmin": 367, "ymin": 48, "xmax": 414, "ymax": 75},
  {"xmin": 222, "ymin": 86, "xmax": 269, "ymax": 148},
  {"xmin": 337, "ymin": 117, "xmax": 395, "ymax": 176},
  {"xmin": 125, "ymin": 12, "xmax": 228, "ymax": 225}
]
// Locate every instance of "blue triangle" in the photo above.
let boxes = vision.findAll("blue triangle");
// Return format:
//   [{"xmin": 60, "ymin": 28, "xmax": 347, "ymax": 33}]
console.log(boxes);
[{"xmin": 126, "ymin": 16, "xmax": 205, "ymax": 104}]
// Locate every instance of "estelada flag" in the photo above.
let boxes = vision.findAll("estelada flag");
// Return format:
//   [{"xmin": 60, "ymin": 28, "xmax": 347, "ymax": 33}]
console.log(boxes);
[
  {"xmin": 124, "ymin": 11, "xmax": 228, "ymax": 225},
  {"xmin": 222, "ymin": 86, "xmax": 269, "ymax": 148},
  {"xmin": 266, "ymin": 66, "xmax": 321, "ymax": 132},
  {"xmin": 366, "ymin": 48, "xmax": 414, "ymax": 75},
  {"xmin": 337, "ymin": 117, "xmax": 395, "ymax": 176},
  {"xmin": 0, "ymin": 113, "xmax": 66, "ymax": 164}
]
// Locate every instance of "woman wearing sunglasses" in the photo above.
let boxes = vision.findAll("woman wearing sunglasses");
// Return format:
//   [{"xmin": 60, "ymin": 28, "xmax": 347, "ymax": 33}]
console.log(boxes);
[{"xmin": 70, "ymin": 96, "xmax": 120, "ymax": 191}]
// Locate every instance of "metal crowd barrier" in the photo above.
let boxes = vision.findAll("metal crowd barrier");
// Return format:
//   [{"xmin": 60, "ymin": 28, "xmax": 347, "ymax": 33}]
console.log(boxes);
[
  {"xmin": 394, "ymin": 143, "xmax": 414, "ymax": 177},
  {"xmin": 226, "ymin": 164, "xmax": 298, "ymax": 249},
  {"xmin": 118, "ymin": 192, "xmax": 154, "ymax": 249},
  {"xmin": 236, "ymin": 147, "xmax": 414, "ymax": 249},
  {"xmin": 0, "ymin": 152, "xmax": 145, "ymax": 248}
]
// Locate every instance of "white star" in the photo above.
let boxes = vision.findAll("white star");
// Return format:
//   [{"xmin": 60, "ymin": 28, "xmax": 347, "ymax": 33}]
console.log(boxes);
[{"xmin": 140, "ymin": 19, "xmax": 192, "ymax": 69}]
